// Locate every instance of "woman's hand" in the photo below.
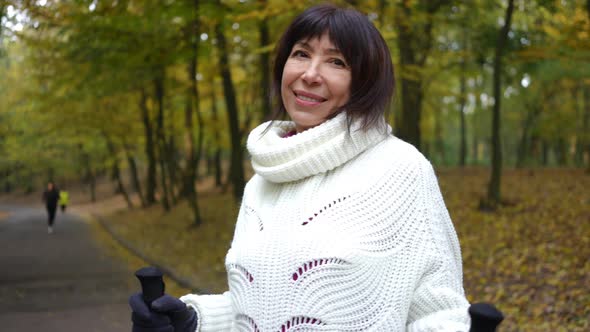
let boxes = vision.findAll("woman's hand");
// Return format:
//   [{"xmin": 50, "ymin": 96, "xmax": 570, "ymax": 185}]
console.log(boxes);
[
  {"xmin": 130, "ymin": 292, "xmax": 173, "ymax": 332},
  {"xmin": 130, "ymin": 293, "xmax": 199, "ymax": 332}
]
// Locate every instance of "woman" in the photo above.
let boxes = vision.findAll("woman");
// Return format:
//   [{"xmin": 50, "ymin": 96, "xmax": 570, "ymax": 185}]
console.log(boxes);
[
  {"xmin": 130, "ymin": 4, "xmax": 470, "ymax": 331},
  {"xmin": 42, "ymin": 181, "xmax": 60, "ymax": 234}
]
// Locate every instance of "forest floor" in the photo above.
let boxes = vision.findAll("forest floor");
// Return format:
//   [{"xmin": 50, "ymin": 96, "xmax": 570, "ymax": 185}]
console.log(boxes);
[{"xmin": 2, "ymin": 167, "xmax": 588, "ymax": 331}]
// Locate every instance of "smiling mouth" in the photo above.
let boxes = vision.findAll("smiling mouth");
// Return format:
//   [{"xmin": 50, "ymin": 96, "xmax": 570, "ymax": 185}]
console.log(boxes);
[{"xmin": 294, "ymin": 92, "xmax": 326, "ymax": 103}]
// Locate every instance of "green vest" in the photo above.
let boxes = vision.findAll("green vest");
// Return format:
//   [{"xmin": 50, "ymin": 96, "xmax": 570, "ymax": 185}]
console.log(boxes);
[{"xmin": 59, "ymin": 191, "xmax": 69, "ymax": 205}]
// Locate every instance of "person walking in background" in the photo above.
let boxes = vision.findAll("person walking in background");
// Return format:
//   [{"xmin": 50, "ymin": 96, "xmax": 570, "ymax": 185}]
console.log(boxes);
[
  {"xmin": 42, "ymin": 181, "xmax": 60, "ymax": 234},
  {"xmin": 59, "ymin": 189, "xmax": 69, "ymax": 213},
  {"xmin": 130, "ymin": 4, "xmax": 470, "ymax": 331}
]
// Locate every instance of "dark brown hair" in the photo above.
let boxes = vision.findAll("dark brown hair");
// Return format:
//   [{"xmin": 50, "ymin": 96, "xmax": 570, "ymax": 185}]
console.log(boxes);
[{"xmin": 270, "ymin": 4, "xmax": 395, "ymax": 130}]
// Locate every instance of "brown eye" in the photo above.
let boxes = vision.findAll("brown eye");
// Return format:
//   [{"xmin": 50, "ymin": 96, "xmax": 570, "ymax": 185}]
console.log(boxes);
[
  {"xmin": 291, "ymin": 50, "xmax": 308, "ymax": 58},
  {"xmin": 331, "ymin": 58, "xmax": 347, "ymax": 68}
]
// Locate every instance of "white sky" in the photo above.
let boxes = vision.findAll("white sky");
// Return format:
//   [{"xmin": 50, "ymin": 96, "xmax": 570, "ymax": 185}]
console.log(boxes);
[{"xmin": 4, "ymin": 5, "xmax": 25, "ymax": 32}]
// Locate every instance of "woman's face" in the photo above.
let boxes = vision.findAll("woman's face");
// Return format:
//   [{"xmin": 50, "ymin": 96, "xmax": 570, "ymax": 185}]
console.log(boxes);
[{"xmin": 281, "ymin": 33, "xmax": 351, "ymax": 133}]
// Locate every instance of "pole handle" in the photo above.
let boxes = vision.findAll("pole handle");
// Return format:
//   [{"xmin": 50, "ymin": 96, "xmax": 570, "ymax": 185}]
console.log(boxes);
[
  {"xmin": 469, "ymin": 302, "xmax": 504, "ymax": 332},
  {"xmin": 135, "ymin": 266, "xmax": 165, "ymax": 308}
]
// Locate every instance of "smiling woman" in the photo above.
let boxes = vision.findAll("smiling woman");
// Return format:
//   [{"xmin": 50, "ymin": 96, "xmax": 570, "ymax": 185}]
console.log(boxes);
[
  {"xmin": 281, "ymin": 33, "xmax": 351, "ymax": 132},
  {"xmin": 130, "ymin": 4, "xmax": 471, "ymax": 332},
  {"xmin": 272, "ymin": 3, "xmax": 395, "ymax": 132}
]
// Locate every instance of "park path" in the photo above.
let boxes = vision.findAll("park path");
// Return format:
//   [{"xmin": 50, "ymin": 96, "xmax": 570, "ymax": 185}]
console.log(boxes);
[{"xmin": 0, "ymin": 203, "xmax": 136, "ymax": 332}]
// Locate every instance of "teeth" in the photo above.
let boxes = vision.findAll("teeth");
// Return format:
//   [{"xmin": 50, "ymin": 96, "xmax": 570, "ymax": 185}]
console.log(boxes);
[{"xmin": 297, "ymin": 94, "xmax": 323, "ymax": 103}]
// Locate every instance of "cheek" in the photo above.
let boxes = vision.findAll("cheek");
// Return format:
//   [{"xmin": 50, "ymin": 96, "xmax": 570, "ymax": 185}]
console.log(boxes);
[
  {"xmin": 280, "ymin": 76, "xmax": 291, "ymax": 105},
  {"xmin": 333, "ymin": 77, "xmax": 351, "ymax": 104},
  {"xmin": 281, "ymin": 62, "xmax": 298, "ymax": 88}
]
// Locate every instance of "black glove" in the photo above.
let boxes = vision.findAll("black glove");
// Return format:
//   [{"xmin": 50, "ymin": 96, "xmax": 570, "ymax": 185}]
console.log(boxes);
[
  {"xmin": 130, "ymin": 292, "xmax": 199, "ymax": 332},
  {"xmin": 130, "ymin": 293, "xmax": 174, "ymax": 332},
  {"xmin": 151, "ymin": 294, "xmax": 199, "ymax": 332}
]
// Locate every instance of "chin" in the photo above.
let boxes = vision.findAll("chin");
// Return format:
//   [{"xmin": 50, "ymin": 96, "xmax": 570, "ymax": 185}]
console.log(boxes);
[{"xmin": 293, "ymin": 119, "xmax": 320, "ymax": 131}]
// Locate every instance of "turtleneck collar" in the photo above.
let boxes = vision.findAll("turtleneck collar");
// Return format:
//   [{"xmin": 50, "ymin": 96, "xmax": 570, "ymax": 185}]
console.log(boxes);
[{"xmin": 247, "ymin": 112, "xmax": 391, "ymax": 183}]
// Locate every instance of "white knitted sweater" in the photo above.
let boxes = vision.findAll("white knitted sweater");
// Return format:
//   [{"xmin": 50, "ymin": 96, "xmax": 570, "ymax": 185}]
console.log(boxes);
[{"xmin": 181, "ymin": 113, "xmax": 470, "ymax": 331}]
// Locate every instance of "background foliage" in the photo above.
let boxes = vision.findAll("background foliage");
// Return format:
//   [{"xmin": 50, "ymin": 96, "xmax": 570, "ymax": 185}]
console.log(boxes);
[
  {"xmin": 1, "ymin": 0, "xmax": 589, "ymax": 330},
  {"xmin": 1, "ymin": 0, "xmax": 588, "ymax": 197}
]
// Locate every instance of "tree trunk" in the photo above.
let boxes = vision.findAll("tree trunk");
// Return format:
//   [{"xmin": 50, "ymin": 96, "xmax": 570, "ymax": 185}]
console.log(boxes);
[
  {"xmin": 516, "ymin": 119, "xmax": 530, "ymax": 168},
  {"xmin": 398, "ymin": 75, "xmax": 423, "ymax": 150},
  {"xmin": 182, "ymin": 0, "xmax": 203, "ymax": 226},
  {"xmin": 458, "ymin": 63, "xmax": 467, "ymax": 166},
  {"xmin": 124, "ymin": 146, "xmax": 146, "ymax": 207},
  {"xmin": 210, "ymin": 84, "xmax": 223, "ymax": 188},
  {"xmin": 573, "ymin": 86, "xmax": 583, "ymax": 166},
  {"xmin": 517, "ymin": 87, "xmax": 555, "ymax": 167},
  {"xmin": 182, "ymin": 82, "xmax": 200, "ymax": 221},
  {"xmin": 472, "ymin": 88, "xmax": 482, "ymax": 164},
  {"xmin": 154, "ymin": 72, "xmax": 171, "ymax": 211},
  {"xmin": 103, "ymin": 134, "xmax": 133, "ymax": 208},
  {"xmin": 378, "ymin": 0, "xmax": 387, "ymax": 27},
  {"xmin": 458, "ymin": 27, "xmax": 468, "ymax": 166},
  {"xmin": 3, "ymin": 169, "xmax": 11, "ymax": 193},
  {"xmin": 78, "ymin": 144, "xmax": 96, "ymax": 203},
  {"xmin": 85, "ymin": 162, "xmax": 96, "ymax": 203},
  {"xmin": 584, "ymin": 86, "xmax": 590, "ymax": 172},
  {"xmin": 483, "ymin": 0, "xmax": 514, "ymax": 210},
  {"xmin": 516, "ymin": 105, "xmax": 540, "ymax": 167},
  {"xmin": 541, "ymin": 140, "xmax": 549, "ymax": 166},
  {"xmin": 395, "ymin": 9, "xmax": 423, "ymax": 149},
  {"xmin": 139, "ymin": 87, "xmax": 157, "ymax": 205},
  {"xmin": 89, "ymin": 174, "xmax": 96, "ymax": 203},
  {"xmin": 258, "ymin": 0, "xmax": 271, "ymax": 121},
  {"xmin": 215, "ymin": 21, "xmax": 245, "ymax": 202},
  {"xmin": 165, "ymin": 136, "xmax": 179, "ymax": 205},
  {"xmin": 556, "ymin": 138, "xmax": 568, "ymax": 165},
  {"xmin": 113, "ymin": 161, "xmax": 133, "ymax": 208},
  {"xmin": 394, "ymin": 0, "xmax": 451, "ymax": 151},
  {"xmin": 433, "ymin": 107, "xmax": 446, "ymax": 165}
]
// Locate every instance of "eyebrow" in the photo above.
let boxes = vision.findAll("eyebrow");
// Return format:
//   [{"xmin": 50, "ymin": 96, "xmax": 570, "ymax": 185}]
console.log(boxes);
[{"xmin": 295, "ymin": 41, "xmax": 343, "ymax": 55}]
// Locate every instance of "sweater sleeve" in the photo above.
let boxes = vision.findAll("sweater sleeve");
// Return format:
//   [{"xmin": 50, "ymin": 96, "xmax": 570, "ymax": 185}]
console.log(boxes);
[
  {"xmin": 180, "ymin": 292, "xmax": 234, "ymax": 332},
  {"xmin": 406, "ymin": 160, "xmax": 471, "ymax": 331},
  {"xmin": 177, "ymin": 184, "xmax": 257, "ymax": 332}
]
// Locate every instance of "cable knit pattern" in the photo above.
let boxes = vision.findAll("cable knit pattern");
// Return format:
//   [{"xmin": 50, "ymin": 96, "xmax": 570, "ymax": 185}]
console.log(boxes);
[{"xmin": 181, "ymin": 114, "xmax": 470, "ymax": 331}]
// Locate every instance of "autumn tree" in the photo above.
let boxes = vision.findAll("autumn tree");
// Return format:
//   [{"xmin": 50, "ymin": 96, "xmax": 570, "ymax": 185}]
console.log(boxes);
[
  {"xmin": 394, "ymin": 0, "xmax": 452, "ymax": 151},
  {"xmin": 483, "ymin": 0, "xmax": 515, "ymax": 210},
  {"xmin": 214, "ymin": 2, "xmax": 246, "ymax": 202}
]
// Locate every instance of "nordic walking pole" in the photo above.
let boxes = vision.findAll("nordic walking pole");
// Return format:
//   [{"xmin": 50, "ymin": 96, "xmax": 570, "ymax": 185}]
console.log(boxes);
[
  {"xmin": 469, "ymin": 302, "xmax": 504, "ymax": 332},
  {"xmin": 135, "ymin": 267, "xmax": 165, "ymax": 309}
]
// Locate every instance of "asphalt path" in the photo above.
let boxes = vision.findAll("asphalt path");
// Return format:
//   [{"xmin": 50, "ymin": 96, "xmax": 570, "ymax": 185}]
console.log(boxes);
[{"xmin": 0, "ymin": 203, "xmax": 135, "ymax": 332}]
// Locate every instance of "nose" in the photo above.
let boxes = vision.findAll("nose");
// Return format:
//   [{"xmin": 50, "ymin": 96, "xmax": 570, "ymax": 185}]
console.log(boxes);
[{"xmin": 301, "ymin": 61, "xmax": 322, "ymax": 85}]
